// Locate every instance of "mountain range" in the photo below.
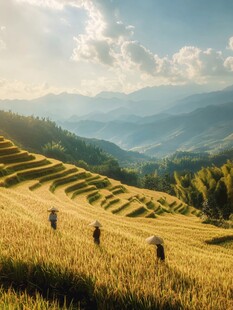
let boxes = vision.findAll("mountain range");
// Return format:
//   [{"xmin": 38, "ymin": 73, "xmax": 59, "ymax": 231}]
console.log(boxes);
[
  {"xmin": 0, "ymin": 84, "xmax": 214, "ymax": 120},
  {"xmin": 1, "ymin": 84, "xmax": 233, "ymax": 157},
  {"xmin": 61, "ymin": 101, "xmax": 233, "ymax": 157}
]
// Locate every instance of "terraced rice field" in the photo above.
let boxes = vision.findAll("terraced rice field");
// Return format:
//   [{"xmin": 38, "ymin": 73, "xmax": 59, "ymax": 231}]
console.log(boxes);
[
  {"xmin": 0, "ymin": 136, "xmax": 198, "ymax": 218},
  {"xmin": 0, "ymin": 136, "xmax": 232, "ymax": 309}
]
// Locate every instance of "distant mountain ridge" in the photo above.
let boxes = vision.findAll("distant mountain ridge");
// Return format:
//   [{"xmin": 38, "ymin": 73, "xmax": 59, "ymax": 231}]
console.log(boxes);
[
  {"xmin": 0, "ymin": 83, "xmax": 217, "ymax": 120},
  {"xmin": 62, "ymin": 101, "xmax": 233, "ymax": 157},
  {"xmin": 1, "ymin": 84, "xmax": 233, "ymax": 157}
]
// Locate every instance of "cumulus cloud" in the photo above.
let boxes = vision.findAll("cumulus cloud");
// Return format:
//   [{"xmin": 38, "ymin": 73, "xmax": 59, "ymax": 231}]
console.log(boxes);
[
  {"xmin": 73, "ymin": 36, "xmax": 115, "ymax": 65},
  {"xmin": 172, "ymin": 47, "xmax": 227, "ymax": 82},
  {"xmin": 71, "ymin": 1, "xmax": 233, "ymax": 85},
  {"xmin": 1, "ymin": 0, "xmax": 233, "ymax": 99},
  {"xmin": 227, "ymin": 36, "xmax": 233, "ymax": 51},
  {"xmin": 224, "ymin": 57, "xmax": 233, "ymax": 71},
  {"xmin": 16, "ymin": 0, "xmax": 233, "ymax": 81},
  {"xmin": 71, "ymin": 0, "xmax": 134, "ymax": 67},
  {"xmin": 121, "ymin": 41, "xmax": 157, "ymax": 75}
]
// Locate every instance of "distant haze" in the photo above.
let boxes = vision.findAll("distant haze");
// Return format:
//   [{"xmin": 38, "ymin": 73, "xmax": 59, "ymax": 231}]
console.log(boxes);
[{"xmin": 1, "ymin": 85, "xmax": 233, "ymax": 157}]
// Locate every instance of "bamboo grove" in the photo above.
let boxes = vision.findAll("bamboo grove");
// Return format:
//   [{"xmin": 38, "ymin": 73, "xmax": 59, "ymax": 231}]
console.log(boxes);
[{"xmin": 173, "ymin": 160, "xmax": 233, "ymax": 220}]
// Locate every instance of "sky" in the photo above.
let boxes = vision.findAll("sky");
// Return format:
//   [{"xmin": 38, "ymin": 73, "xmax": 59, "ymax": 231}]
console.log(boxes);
[{"xmin": 1, "ymin": 0, "xmax": 233, "ymax": 99}]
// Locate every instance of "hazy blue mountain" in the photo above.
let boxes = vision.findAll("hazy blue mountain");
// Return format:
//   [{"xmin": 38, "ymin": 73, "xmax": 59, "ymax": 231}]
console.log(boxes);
[
  {"xmin": 0, "ymin": 93, "xmax": 128, "ymax": 120},
  {"xmin": 127, "ymin": 83, "xmax": 211, "ymax": 102},
  {"xmin": 166, "ymin": 86, "xmax": 233, "ymax": 114},
  {"xmin": 83, "ymin": 138, "xmax": 150, "ymax": 166},
  {"xmin": 65, "ymin": 107, "xmax": 141, "ymax": 123},
  {"xmin": 95, "ymin": 91, "xmax": 128, "ymax": 100},
  {"xmin": 0, "ymin": 83, "xmax": 218, "ymax": 120},
  {"xmin": 61, "ymin": 101, "xmax": 233, "ymax": 157},
  {"xmin": 1, "ymin": 84, "xmax": 233, "ymax": 158}
]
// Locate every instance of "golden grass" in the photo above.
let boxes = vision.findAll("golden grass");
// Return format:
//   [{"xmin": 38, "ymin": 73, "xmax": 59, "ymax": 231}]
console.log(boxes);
[
  {"xmin": 0, "ymin": 184, "xmax": 232, "ymax": 309},
  {"xmin": 0, "ymin": 136, "xmax": 232, "ymax": 309}
]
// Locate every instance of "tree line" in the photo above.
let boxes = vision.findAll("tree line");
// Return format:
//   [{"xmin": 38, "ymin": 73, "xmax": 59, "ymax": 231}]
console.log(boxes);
[
  {"xmin": 1, "ymin": 110, "xmax": 232, "ymax": 221},
  {"xmin": 0, "ymin": 110, "xmax": 137, "ymax": 186}
]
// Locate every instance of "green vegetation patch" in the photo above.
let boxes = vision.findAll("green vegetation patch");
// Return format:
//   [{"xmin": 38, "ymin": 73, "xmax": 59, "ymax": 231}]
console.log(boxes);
[
  {"xmin": 111, "ymin": 202, "xmax": 130, "ymax": 214},
  {"xmin": 87, "ymin": 191, "xmax": 101, "ymax": 204},
  {"xmin": 87, "ymin": 177, "xmax": 110, "ymax": 189},
  {"xmin": 126, "ymin": 206, "xmax": 148, "ymax": 217},
  {"xmin": 103, "ymin": 198, "xmax": 121, "ymax": 210},
  {"xmin": 0, "ymin": 151, "xmax": 34, "ymax": 164},
  {"xmin": 0, "ymin": 146, "xmax": 19, "ymax": 156},
  {"xmin": 0, "ymin": 140, "xmax": 13, "ymax": 148},
  {"xmin": 109, "ymin": 185, "xmax": 127, "ymax": 194},
  {"xmin": 71, "ymin": 185, "xmax": 97, "ymax": 199},
  {"xmin": 65, "ymin": 180, "xmax": 88, "ymax": 194},
  {"xmin": 146, "ymin": 200, "xmax": 156, "ymax": 210},
  {"xmin": 39, "ymin": 167, "xmax": 78, "ymax": 184},
  {"xmin": 17, "ymin": 163, "xmax": 64, "ymax": 180},
  {"xmin": 4, "ymin": 157, "xmax": 49, "ymax": 174}
]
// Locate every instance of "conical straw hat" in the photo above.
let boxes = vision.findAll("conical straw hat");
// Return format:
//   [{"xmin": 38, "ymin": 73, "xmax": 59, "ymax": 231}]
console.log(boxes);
[
  {"xmin": 145, "ymin": 235, "xmax": 163, "ymax": 245},
  {"xmin": 89, "ymin": 220, "xmax": 102, "ymax": 227},
  {"xmin": 47, "ymin": 207, "xmax": 59, "ymax": 212}
]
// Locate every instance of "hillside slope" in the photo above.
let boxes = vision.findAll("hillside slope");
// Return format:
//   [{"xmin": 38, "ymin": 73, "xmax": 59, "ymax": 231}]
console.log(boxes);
[
  {"xmin": 0, "ymin": 110, "xmax": 148, "ymax": 168},
  {"xmin": 0, "ymin": 136, "xmax": 196, "ymax": 218},
  {"xmin": 0, "ymin": 135, "xmax": 232, "ymax": 309}
]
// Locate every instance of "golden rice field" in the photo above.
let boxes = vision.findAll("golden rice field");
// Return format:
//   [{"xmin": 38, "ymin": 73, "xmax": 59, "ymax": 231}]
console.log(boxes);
[{"xmin": 0, "ymin": 136, "xmax": 233, "ymax": 309}]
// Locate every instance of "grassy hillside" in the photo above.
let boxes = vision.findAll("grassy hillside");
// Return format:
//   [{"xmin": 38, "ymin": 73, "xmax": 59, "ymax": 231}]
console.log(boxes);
[
  {"xmin": 0, "ymin": 136, "xmax": 194, "ymax": 218},
  {"xmin": 0, "ymin": 136, "xmax": 232, "ymax": 309}
]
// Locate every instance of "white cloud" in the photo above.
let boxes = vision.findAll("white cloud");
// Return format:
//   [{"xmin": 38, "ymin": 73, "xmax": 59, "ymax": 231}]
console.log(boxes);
[
  {"xmin": 199, "ymin": 48, "xmax": 225, "ymax": 76},
  {"xmin": 121, "ymin": 41, "xmax": 157, "ymax": 75},
  {"xmin": 1, "ymin": 0, "xmax": 233, "ymax": 99},
  {"xmin": 172, "ymin": 46, "xmax": 202, "ymax": 79},
  {"xmin": 224, "ymin": 57, "xmax": 233, "ymax": 71},
  {"xmin": 171, "ymin": 46, "xmax": 227, "ymax": 83},
  {"xmin": 227, "ymin": 36, "xmax": 233, "ymax": 51},
  {"xmin": 71, "ymin": 0, "xmax": 134, "ymax": 67},
  {"xmin": 71, "ymin": 1, "xmax": 233, "ymax": 85},
  {"xmin": 72, "ymin": 36, "xmax": 115, "ymax": 65}
]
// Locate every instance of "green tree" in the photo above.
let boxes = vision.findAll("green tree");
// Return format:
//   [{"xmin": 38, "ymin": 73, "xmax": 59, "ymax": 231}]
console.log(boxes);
[{"xmin": 42, "ymin": 141, "xmax": 67, "ymax": 162}]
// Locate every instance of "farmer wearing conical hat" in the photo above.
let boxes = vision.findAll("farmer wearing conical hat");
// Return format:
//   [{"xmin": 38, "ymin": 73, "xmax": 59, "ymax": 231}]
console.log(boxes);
[
  {"xmin": 48, "ymin": 207, "xmax": 59, "ymax": 230},
  {"xmin": 145, "ymin": 235, "xmax": 165, "ymax": 262},
  {"xmin": 89, "ymin": 220, "xmax": 102, "ymax": 245}
]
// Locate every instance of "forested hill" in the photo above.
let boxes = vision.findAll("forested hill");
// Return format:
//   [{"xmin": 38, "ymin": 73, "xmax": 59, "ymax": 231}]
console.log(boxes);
[
  {"xmin": 0, "ymin": 110, "xmax": 109, "ymax": 166},
  {"xmin": 0, "ymin": 110, "xmax": 140, "ymax": 185}
]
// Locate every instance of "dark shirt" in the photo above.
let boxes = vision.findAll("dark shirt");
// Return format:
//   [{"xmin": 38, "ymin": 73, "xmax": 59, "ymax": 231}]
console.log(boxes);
[
  {"xmin": 156, "ymin": 244, "xmax": 165, "ymax": 261},
  {"xmin": 93, "ymin": 227, "xmax": 100, "ymax": 239}
]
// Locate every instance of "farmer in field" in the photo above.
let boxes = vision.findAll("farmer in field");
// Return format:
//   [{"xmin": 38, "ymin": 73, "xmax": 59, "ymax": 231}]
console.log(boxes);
[
  {"xmin": 89, "ymin": 220, "xmax": 102, "ymax": 245},
  {"xmin": 48, "ymin": 207, "xmax": 58, "ymax": 230},
  {"xmin": 145, "ymin": 235, "xmax": 165, "ymax": 262},
  {"xmin": 156, "ymin": 243, "xmax": 165, "ymax": 262}
]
